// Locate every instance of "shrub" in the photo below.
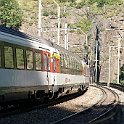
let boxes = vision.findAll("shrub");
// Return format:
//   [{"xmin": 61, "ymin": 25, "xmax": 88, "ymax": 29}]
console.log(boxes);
[{"xmin": 43, "ymin": 10, "xmax": 49, "ymax": 16}]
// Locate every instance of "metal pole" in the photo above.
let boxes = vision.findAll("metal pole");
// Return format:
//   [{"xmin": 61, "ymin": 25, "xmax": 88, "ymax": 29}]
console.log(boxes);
[
  {"xmin": 57, "ymin": 5, "xmax": 60, "ymax": 45},
  {"xmin": 38, "ymin": 0, "xmax": 42, "ymax": 36},
  {"xmin": 117, "ymin": 37, "xmax": 121, "ymax": 84},
  {"xmin": 53, "ymin": 0, "xmax": 60, "ymax": 45},
  {"xmin": 108, "ymin": 46, "xmax": 111, "ymax": 87},
  {"xmin": 64, "ymin": 23, "xmax": 67, "ymax": 49},
  {"xmin": 67, "ymin": 33, "xmax": 68, "ymax": 50},
  {"xmin": 52, "ymin": 39, "xmax": 55, "ymax": 43},
  {"xmin": 95, "ymin": 39, "xmax": 98, "ymax": 83}
]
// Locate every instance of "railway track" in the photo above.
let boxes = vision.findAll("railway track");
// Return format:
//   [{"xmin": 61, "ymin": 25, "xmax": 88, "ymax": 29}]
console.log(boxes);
[
  {"xmin": 51, "ymin": 85, "xmax": 119, "ymax": 124},
  {"xmin": 0, "ymin": 85, "xmax": 121, "ymax": 124},
  {"xmin": 0, "ymin": 86, "xmax": 102, "ymax": 124},
  {"xmin": 0, "ymin": 89, "xmax": 86, "ymax": 118}
]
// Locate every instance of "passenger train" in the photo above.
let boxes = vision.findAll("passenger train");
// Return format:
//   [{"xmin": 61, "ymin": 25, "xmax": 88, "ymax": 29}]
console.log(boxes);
[{"xmin": 0, "ymin": 26, "xmax": 90, "ymax": 105}]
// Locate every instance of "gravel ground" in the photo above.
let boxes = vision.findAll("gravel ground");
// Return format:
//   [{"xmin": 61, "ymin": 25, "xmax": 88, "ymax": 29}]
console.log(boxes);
[
  {"xmin": 0, "ymin": 86, "xmax": 103, "ymax": 124},
  {"xmin": 109, "ymin": 87, "xmax": 124, "ymax": 124},
  {"xmin": 109, "ymin": 87, "xmax": 124, "ymax": 104}
]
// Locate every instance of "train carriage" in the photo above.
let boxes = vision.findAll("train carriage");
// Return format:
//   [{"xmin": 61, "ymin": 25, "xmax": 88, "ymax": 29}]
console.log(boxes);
[{"xmin": 0, "ymin": 26, "xmax": 89, "ymax": 104}]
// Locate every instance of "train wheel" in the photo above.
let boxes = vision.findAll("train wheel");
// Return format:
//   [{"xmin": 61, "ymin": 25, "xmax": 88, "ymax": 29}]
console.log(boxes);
[
  {"xmin": 53, "ymin": 92, "xmax": 59, "ymax": 99},
  {"xmin": 78, "ymin": 88, "xmax": 82, "ymax": 92}
]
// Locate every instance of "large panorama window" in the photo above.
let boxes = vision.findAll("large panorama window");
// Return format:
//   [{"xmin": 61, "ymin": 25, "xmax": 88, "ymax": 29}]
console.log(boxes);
[
  {"xmin": 16, "ymin": 48, "xmax": 24, "ymax": 69},
  {"xmin": 26, "ymin": 50, "xmax": 33, "ymax": 69},
  {"xmin": 35, "ymin": 52, "xmax": 42, "ymax": 70},
  {"xmin": 4, "ymin": 46, "xmax": 14, "ymax": 68}
]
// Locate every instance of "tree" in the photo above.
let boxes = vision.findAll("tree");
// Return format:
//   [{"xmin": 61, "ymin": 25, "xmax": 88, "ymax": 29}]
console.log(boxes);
[{"xmin": 0, "ymin": 0, "xmax": 23, "ymax": 29}]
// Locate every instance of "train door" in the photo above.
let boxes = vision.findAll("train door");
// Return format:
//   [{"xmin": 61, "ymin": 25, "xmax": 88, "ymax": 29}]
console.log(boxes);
[
  {"xmin": 52, "ymin": 52, "xmax": 60, "ymax": 73},
  {"xmin": 51, "ymin": 52, "xmax": 60, "ymax": 85},
  {"xmin": 42, "ymin": 51, "xmax": 50, "ymax": 85}
]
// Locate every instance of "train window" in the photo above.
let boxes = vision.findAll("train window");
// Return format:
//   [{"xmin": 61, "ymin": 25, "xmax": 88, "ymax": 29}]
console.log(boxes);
[
  {"xmin": 35, "ymin": 52, "xmax": 42, "ymax": 70},
  {"xmin": 74, "ymin": 58, "xmax": 76, "ymax": 69},
  {"xmin": 26, "ymin": 50, "xmax": 33, "ymax": 70},
  {"xmin": 44, "ymin": 54, "xmax": 47, "ymax": 70},
  {"xmin": 67, "ymin": 55, "xmax": 70, "ymax": 68},
  {"xmin": 60, "ymin": 54, "xmax": 64, "ymax": 67},
  {"xmin": 0, "ymin": 46, "xmax": 1, "ymax": 67},
  {"xmin": 44, "ymin": 54, "xmax": 50, "ymax": 71},
  {"xmin": 47, "ymin": 56, "xmax": 50, "ymax": 71},
  {"xmin": 4, "ymin": 46, "xmax": 14, "ymax": 68},
  {"xmin": 72, "ymin": 58, "xmax": 74, "ymax": 68},
  {"xmin": 63, "ymin": 54, "xmax": 65, "ymax": 67},
  {"xmin": 53, "ymin": 57, "xmax": 56, "ymax": 72},
  {"xmin": 80, "ymin": 64, "xmax": 82, "ymax": 71},
  {"xmin": 70, "ymin": 58, "xmax": 72, "ymax": 69},
  {"xmin": 76, "ymin": 60, "xmax": 78, "ymax": 70},
  {"xmin": 64, "ymin": 54, "xmax": 68, "ymax": 68},
  {"xmin": 77, "ymin": 62, "xmax": 79, "ymax": 70},
  {"xmin": 16, "ymin": 48, "xmax": 24, "ymax": 69},
  {"xmin": 70, "ymin": 57, "xmax": 73, "ymax": 69},
  {"xmin": 69, "ymin": 57, "xmax": 72, "ymax": 69},
  {"xmin": 75, "ymin": 61, "xmax": 77, "ymax": 70}
]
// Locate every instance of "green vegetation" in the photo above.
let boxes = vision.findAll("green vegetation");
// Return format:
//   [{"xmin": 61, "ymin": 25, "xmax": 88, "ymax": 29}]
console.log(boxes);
[
  {"xmin": 76, "ymin": 17, "xmax": 92, "ymax": 33},
  {"xmin": 0, "ymin": 0, "xmax": 23, "ymax": 29},
  {"xmin": 43, "ymin": 10, "xmax": 49, "ymax": 16},
  {"xmin": 120, "ymin": 64, "xmax": 124, "ymax": 84},
  {"xmin": 58, "ymin": 0, "xmax": 76, "ymax": 3},
  {"xmin": 0, "ymin": 0, "xmax": 122, "ymax": 35},
  {"xmin": 88, "ymin": 0, "xmax": 122, "ymax": 7},
  {"xmin": 68, "ymin": 17, "xmax": 91, "ymax": 34},
  {"xmin": 75, "ymin": 2, "xmax": 85, "ymax": 9}
]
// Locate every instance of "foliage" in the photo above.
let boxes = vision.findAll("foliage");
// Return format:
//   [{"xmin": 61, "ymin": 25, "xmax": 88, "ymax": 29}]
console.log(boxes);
[
  {"xmin": 120, "ymin": 64, "xmax": 124, "ymax": 84},
  {"xmin": 68, "ymin": 0, "xmax": 76, "ymax": 3},
  {"xmin": 0, "ymin": 0, "xmax": 23, "ymax": 29},
  {"xmin": 60, "ymin": 12, "xmax": 69, "ymax": 18},
  {"xmin": 76, "ymin": 2, "xmax": 85, "ymax": 9},
  {"xmin": 43, "ymin": 10, "xmax": 49, "ymax": 17},
  {"xmin": 59, "ymin": 0, "xmax": 68, "ymax": 3},
  {"xmin": 75, "ymin": 17, "xmax": 91, "ymax": 33},
  {"xmin": 67, "ymin": 24, "xmax": 76, "ymax": 33},
  {"xmin": 88, "ymin": 0, "xmax": 122, "ymax": 7}
]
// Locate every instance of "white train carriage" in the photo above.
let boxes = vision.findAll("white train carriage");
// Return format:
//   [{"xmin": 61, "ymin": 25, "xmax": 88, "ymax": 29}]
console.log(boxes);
[{"xmin": 0, "ymin": 26, "xmax": 89, "ymax": 104}]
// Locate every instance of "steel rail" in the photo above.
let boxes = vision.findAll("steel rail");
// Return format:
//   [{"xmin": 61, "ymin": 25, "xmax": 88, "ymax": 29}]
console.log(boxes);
[
  {"xmin": 50, "ymin": 85, "xmax": 106, "ymax": 124},
  {"xmin": 51, "ymin": 85, "xmax": 119, "ymax": 124},
  {"xmin": 88, "ymin": 86, "xmax": 119, "ymax": 124}
]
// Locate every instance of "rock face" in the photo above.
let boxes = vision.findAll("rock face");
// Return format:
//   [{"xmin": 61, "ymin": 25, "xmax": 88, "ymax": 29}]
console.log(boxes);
[{"xmin": 97, "ymin": 14, "xmax": 124, "ymax": 83}]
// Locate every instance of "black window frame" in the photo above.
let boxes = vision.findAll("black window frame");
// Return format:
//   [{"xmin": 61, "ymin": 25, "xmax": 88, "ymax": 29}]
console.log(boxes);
[
  {"xmin": 4, "ymin": 44, "xmax": 14, "ymax": 69},
  {"xmin": 26, "ymin": 49, "xmax": 34, "ymax": 70},
  {"xmin": 35, "ymin": 50, "xmax": 42, "ymax": 71},
  {"xmin": 16, "ymin": 47, "xmax": 25, "ymax": 70}
]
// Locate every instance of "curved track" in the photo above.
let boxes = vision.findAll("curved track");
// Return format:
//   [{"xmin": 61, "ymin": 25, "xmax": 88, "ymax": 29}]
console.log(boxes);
[{"xmin": 51, "ymin": 85, "xmax": 119, "ymax": 124}]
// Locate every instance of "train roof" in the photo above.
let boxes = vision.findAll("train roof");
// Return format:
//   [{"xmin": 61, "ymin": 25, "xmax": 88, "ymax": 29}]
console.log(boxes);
[
  {"xmin": 53, "ymin": 43, "xmax": 81, "ymax": 61},
  {"xmin": 0, "ymin": 25, "xmax": 53, "ymax": 47},
  {"xmin": 0, "ymin": 26, "xmax": 82, "ymax": 61}
]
